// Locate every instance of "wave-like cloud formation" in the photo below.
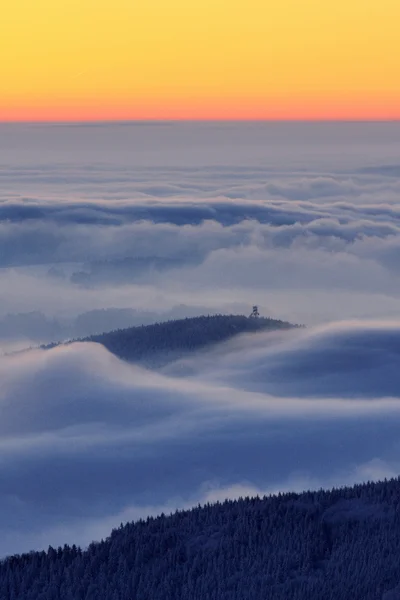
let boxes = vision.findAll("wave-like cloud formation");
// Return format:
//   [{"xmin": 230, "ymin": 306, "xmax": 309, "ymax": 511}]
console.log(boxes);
[
  {"xmin": 2, "ymin": 322, "xmax": 400, "ymax": 555},
  {"xmin": 169, "ymin": 321, "xmax": 400, "ymax": 397}
]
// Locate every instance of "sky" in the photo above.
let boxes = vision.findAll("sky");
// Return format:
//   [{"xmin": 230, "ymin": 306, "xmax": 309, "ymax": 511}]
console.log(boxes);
[
  {"xmin": 1, "ymin": 121, "xmax": 400, "ymax": 555},
  {"xmin": 1, "ymin": 0, "xmax": 400, "ymax": 120}
]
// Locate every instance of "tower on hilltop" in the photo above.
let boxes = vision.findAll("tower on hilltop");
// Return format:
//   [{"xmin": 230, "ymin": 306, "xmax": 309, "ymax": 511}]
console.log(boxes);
[{"xmin": 249, "ymin": 305, "xmax": 260, "ymax": 318}]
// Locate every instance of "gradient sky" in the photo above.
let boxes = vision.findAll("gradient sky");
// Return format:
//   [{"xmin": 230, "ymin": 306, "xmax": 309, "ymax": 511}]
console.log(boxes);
[{"xmin": 1, "ymin": 0, "xmax": 400, "ymax": 121}]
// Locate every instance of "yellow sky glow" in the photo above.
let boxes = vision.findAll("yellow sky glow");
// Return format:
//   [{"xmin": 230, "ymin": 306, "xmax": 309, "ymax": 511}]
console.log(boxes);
[{"xmin": 1, "ymin": 0, "xmax": 399, "ymax": 120}]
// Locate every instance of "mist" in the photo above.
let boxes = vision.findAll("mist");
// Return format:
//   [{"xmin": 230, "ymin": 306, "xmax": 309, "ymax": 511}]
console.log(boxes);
[{"xmin": 1, "ymin": 121, "xmax": 400, "ymax": 555}]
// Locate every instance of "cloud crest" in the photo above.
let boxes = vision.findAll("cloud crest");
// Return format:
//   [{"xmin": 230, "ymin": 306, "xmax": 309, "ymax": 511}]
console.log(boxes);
[{"xmin": 2, "ymin": 321, "xmax": 400, "ymax": 555}]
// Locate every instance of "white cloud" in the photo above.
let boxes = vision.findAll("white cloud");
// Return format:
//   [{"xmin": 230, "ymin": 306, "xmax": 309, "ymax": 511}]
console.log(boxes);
[
  {"xmin": 1, "ymin": 121, "xmax": 400, "ymax": 556},
  {"xmin": 1, "ymin": 323, "xmax": 400, "ymax": 554}
]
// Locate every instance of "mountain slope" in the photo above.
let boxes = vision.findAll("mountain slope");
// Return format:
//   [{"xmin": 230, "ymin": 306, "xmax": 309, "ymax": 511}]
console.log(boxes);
[{"xmin": 2, "ymin": 477, "xmax": 400, "ymax": 600}]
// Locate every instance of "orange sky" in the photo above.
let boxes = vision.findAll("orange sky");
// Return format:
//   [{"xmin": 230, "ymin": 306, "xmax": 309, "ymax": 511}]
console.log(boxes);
[{"xmin": 1, "ymin": 0, "xmax": 400, "ymax": 121}]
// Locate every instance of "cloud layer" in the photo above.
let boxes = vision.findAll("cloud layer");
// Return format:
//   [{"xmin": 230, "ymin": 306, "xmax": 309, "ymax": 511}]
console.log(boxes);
[
  {"xmin": 1, "ymin": 123, "xmax": 400, "ymax": 330},
  {"xmin": 1, "ymin": 122, "xmax": 400, "ymax": 555},
  {"xmin": 3, "ymin": 322, "xmax": 400, "ymax": 555}
]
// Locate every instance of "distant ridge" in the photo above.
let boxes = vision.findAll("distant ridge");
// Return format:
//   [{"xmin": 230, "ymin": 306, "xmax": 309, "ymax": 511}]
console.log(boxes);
[{"xmin": 43, "ymin": 314, "xmax": 297, "ymax": 366}]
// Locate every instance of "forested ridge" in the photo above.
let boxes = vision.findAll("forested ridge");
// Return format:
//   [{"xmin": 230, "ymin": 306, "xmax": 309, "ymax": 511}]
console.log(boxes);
[
  {"xmin": 3, "ymin": 477, "xmax": 400, "ymax": 599},
  {"xmin": 43, "ymin": 314, "xmax": 296, "ymax": 366}
]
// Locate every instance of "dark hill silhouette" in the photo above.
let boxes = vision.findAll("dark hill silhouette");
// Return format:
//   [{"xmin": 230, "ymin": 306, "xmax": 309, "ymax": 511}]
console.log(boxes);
[
  {"xmin": 3, "ymin": 477, "xmax": 400, "ymax": 599},
  {"xmin": 43, "ymin": 314, "xmax": 297, "ymax": 366}
]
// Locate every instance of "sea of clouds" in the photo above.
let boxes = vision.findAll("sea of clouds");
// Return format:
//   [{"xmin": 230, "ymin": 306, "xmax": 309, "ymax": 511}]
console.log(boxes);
[{"xmin": 1, "ymin": 121, "xmax": 400, "ymax": 555}]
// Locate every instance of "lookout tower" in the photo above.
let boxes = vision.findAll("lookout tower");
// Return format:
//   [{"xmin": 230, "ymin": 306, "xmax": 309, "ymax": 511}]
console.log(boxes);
[{"xmin": 249, "ymin": 305, "xmax": 260, "ymax": 318}]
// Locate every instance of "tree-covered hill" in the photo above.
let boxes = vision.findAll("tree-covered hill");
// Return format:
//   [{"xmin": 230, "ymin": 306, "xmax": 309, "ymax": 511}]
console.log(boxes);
[
  {"xmin": 3, "ymin": 477, "xmax": 400, "ymax": 600},
  {"xmin": 44, "ymin": 314, "xmax": 297, "ymax": 366}
]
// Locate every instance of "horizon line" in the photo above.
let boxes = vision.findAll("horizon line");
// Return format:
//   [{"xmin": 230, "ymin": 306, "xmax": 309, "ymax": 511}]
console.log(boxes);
[{"xmin": 1, "ymin": 118, "xmax": 400, "ymax": 125}]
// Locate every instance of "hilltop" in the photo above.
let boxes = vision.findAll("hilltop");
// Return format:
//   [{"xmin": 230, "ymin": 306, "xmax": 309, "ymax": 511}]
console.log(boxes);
[{"xmin": 44, "ymin": 314, "xmax": 297, "ymax": 366}]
